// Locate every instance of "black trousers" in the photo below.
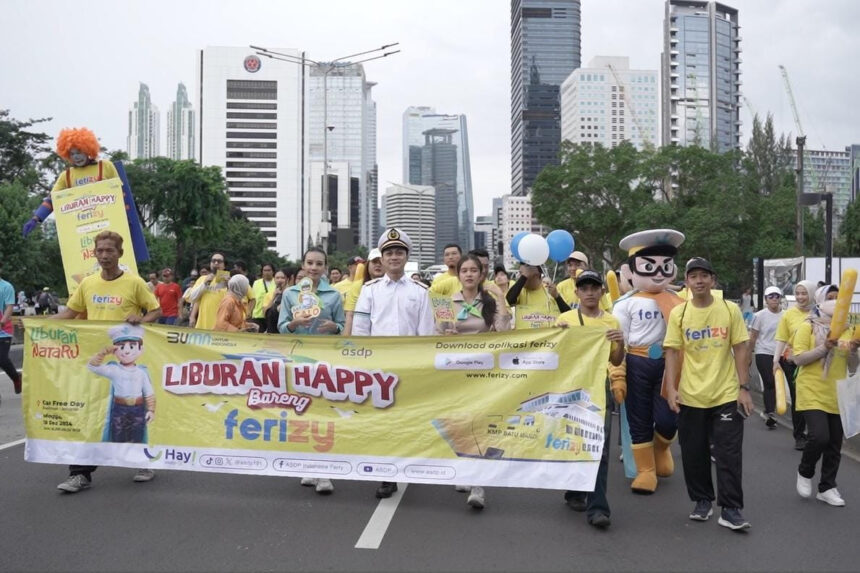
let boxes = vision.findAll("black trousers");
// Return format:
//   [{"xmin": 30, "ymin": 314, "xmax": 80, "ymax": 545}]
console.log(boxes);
[
  {"xmin": 779, "ymin": 359, "xmax": 806, "ymax": 440},
  {"xmin": 755, "ymin": 354, "xmax": 776, "ymax": 414},
  {"xmin": 678, "ymin": 401, "xmax": 745, "ymax": 509},
  {"xmin": 69, "ymin": 465, "xmax": 97, "ymax": 477},
  {"xmin": 0, "ymin": 337, "xmax": 19, "ymax": 383},
  {"xmin": 798, "ymin": 410, "xmax": 843, "ymax": 492}
]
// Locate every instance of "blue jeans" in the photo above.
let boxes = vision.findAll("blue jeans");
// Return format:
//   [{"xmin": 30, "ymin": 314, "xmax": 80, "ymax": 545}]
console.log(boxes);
[
  {"xmin": 625, "ymin": 354, "xmax": 677, "ymax": 443},
  {"xmin": 157, "ymin": 316, "xmax": 177, "ymax": 325}
]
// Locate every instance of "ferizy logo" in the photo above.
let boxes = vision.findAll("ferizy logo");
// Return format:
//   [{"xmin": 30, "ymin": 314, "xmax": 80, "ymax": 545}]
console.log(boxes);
[
  {"xmin": 167, "ymin": 331, "xmax": 212, "ymax": 345},
  {"xmin": 684, "ymin": 326, "xmax": 728, "ymax": 341}
]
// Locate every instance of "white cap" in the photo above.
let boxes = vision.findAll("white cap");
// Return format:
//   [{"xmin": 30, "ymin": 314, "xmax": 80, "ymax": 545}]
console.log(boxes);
[
  {"xmin": 378, "ymin": 228, "xmax": 412, "ymax": 252},
  {"xmin": 764, "ymin": 286, "xmax": 783, "ymax": 297},
  {"xmin": 368, "ymin": 248, "xmax": 382, "ymax": 261}
]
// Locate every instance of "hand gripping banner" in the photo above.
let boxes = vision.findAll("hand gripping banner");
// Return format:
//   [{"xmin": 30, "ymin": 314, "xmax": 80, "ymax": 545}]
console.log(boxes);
[{"xmin": 23, "ymin": 320, "xmax": 609, "ymax": 491}]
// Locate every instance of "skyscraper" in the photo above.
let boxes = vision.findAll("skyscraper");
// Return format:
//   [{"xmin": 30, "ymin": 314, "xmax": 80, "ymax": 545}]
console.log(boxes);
[
  {"xmin": 383, "ymin": 184, "xmax": 436, "ymax": 268},
  {"xmin": 402, "ymin": 106, "xmax": 474, "ymax": 252},
  {"xmin": 197, "ymin": 46, "xmax": 304, "ymax": 257},
  {"xmin": 308, "ymin": 63, "xmax": 377, "ymax": 250},
  {"xmin": 661, "ymin": 0, "xmax": 741, "ymax": 152},
  {"xmin": 166, "ymin": 83, "xmax": 196, "ymax": 161},
  {"xmin": 560, "ymin": 56, "xmax": 658, "ymax": 150},
  {"xmin": 511, "ymin": 0, "xmax": 581, "ymax": 196},
  {"xmin": 128, "ymin": 83, "xmax": 160, "ymax": 159}
]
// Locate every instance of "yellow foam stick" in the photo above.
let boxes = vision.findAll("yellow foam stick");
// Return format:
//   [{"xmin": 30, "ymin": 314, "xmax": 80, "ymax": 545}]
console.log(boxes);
[
  {"xmin": 829, "ymin": 268, "xmax": 857, "ymax": 341},
  {"xmin": 606, "ymin": 271, "xmax": 620, "ymax": 302},
  {"xmin": 349, "ymin": 263, "xmax": 366, "ymax": 299},
  {"xmin": 774, "ymin": 368, "xmax": 787, "ymax": 415}
]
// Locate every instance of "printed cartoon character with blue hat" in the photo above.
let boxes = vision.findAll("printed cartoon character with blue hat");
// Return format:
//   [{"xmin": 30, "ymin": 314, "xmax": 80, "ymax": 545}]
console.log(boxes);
[
  {"xmin": 87, "ymin": 324, "xmax": 155, "ymax": 443},
  {"xmin": 611, "ymin": 229, "xmax": 685, "ymax": 494}
]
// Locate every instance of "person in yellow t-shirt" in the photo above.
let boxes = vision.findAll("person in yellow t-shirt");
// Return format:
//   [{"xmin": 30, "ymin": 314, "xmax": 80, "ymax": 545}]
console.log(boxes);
[
  {"xmin": 429, "ymin": 244, "xmax": 463, "ymax": 295},
  {"xmin": 51, "ymin": 230, "xmax": 161, "ymax": 494},
  {"xmin": 343, "ymin": 249, "xmax": 385, "ymax": 335},
  {"xmin": 773, "ymin": 279, "xmax": 816, "ymax": 450},
  {"xmin": 505, "ymin": 264, "xmax": 561, "ymax": 329},
  {"xmin": 333, "ymin": 256, "xmax": 364, "ymax": 300},
  {"xmin": 664, "ymin": 257, "xmax": 752, "ymax": 530},
  {"xmin": 185, "ymin": 252, "xmax": 230, "ymax": 330},
  {"xmin": 555, "ymin": 270, "xmax": 625, "ymax": 528},
  {"xmin": 250, "ymin": 263, "xmax": 275, "ymax": 332},
  {"xmin": 791, "ymin": 284, "xmax": 859, "ymax": 507}
]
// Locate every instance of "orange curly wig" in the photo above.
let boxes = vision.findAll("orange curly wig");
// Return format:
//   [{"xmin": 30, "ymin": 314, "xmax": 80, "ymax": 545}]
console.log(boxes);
[{"xmin": 56, "ymin": 128, "xmax": 100, "ymax": 162}]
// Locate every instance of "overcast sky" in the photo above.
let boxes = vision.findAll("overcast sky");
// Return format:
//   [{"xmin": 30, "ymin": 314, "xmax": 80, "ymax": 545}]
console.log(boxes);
[{"xmin": 3, "ymin": 0, "xmax": 858, "ymax": 218}]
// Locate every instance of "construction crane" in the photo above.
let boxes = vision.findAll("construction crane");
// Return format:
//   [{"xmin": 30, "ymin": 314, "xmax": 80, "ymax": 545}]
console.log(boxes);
[
  {"xmin": 779, "ymin": 64, "xmax": 827, "ymax": 193},
  {"xmin": 606, "ymin": 63, "xmax": 651, "ymax": 147}
]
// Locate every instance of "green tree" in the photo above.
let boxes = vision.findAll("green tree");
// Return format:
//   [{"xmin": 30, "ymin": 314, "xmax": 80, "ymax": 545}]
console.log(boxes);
[
  {"xmin": 0, "ymin": 109, "xmax": 55, "ymax": 192},
  {"xmin": 835, "ymin": 197, "xmax": 860, "ymax": 256}
]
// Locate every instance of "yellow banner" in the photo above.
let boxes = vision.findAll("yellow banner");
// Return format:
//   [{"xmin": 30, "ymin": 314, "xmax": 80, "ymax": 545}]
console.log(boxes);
[
  {"xmin": 52, "ymin": 179, "xmax": 138, "ymax": 296},
  {"xmin": 22, "ymin": 320, "xmax": 609, "ymax": 490}
]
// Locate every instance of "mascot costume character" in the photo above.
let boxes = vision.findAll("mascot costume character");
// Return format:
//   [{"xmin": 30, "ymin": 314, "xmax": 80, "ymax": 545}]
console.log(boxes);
[
  {"xmin": 612, "ymin": 229, "xmax": 685, "ymax": 493},
  {"xmin": 22, "ymin": 127, "xmax": 149, "ymax": 262}
]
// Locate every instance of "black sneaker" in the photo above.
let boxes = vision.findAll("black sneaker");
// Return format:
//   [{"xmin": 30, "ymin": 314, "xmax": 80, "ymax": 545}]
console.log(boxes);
[
  {"xmin": 718, "ymin": 507, "xmax": 751, "ymax": 531},
  {"xmin": 588, "ymin": 513, "xmax": 611, "ymax": 528},
  {"xmin": 564, "ymin": 491, "xmax": 587, "ymax": 512},
  {"xmin": 795, "ymin": 437, "xmax": 807, "ymax": 451},
  {"xmin": 766, "ymin": 416, "xmax": 777, "ymax": 429},
  {"xmin": 375, "ymin": 482, "xmax": 398, "ymax": 499},
  {"xmin": 689, "ymin": 500, "xmax": 713, "ymax": 521}
]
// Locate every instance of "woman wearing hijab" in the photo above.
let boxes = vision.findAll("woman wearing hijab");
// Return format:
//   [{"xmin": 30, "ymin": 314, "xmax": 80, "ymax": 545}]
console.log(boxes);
[
  {"xmin": 791, "ymin": 285, "xmax": 859, "ymax": 506},
  {"xmin": 773, "ymin": 280, "xmax": 816, "ymax": 450},
  {"xmin": 214, "ymin": 274, "xmax": 258, "ymax": 332}
]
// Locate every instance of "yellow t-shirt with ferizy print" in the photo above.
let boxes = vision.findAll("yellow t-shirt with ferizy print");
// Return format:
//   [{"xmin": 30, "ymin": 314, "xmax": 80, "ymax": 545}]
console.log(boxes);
[
  {"xmin": 66, "ymin": 272, "xmax": 159, "ymax": 321},
  {"xmin": 664, "ymin": 299, "xmax": 749, "ymax": 408}
]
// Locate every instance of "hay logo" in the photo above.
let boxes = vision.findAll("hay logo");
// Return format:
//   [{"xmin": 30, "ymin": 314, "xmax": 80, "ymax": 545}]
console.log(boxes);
[
  {"xmin": 143, "ymin": 447, "xmax": 162, "ymax": 461},
  {"xmin": 145, "ymin": 447, "xmax": 196, "ymax": 464},
  {"xmin": 167, "ymin": 331, "xmax": 212, "ymax": 345},
  {"xmin": 244, "ymin": 55, "xmax": 261, "ymax": 73},
  {"xmin": 336, "ymin": 340, "xmax": 373, "ymax": 359}
]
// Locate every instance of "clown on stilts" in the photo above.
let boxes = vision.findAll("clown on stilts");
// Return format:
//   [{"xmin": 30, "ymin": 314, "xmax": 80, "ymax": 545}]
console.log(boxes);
[{"xmin": 612, "ymin": 229, "xmax": 685, "ymax": 493}]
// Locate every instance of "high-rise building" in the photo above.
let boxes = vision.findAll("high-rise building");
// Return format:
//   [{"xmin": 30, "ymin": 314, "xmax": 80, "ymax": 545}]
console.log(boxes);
[
  {"xmin": 166, "ymin": 83, "xmax": 196, "ymax": 161},
  {"xmin": 511, "ymin": 0, "xmax": 581, "ymax": 196},
  {"xmin": 561, "ymin": 56, "xmax": 658, "ymax": 150},
  {"xmin": 128, "ymin": 83, "xmax": 160, "ymax": 159},
  {"xmin": 501, "ymin": 193, "xmax": 543, "ymax": 270},
  {"xmin": 802, "ymin": 147, "xmax": 855, "ymax": 229},
  {"xmin": 661, "ymin": 0, "xmax": 741, "ymax": 152},
  {"xmin": 382, "ymin": 184, "xmax": 436, "ymax": 268},
  {"xmin": 473, "ymin": 215, "xmax": 495, "ymax": 259},
  {"xmin": 308, "ymin": 64, "xmax": 378, "ymax": 250},
  {"xmin": 849, "ymin": 144, "xmax": 860, "ymax": 203},
  {"xmin": 197, "ymin": 46, "xmax": 305, "ymax": 257},
  {"xmin": 402, "ymin": 106, "xmax": 474, "ymax": 252}
]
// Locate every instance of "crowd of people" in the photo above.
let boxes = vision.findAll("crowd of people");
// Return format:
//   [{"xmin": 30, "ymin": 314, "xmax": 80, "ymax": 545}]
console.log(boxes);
[{"xmin": 6, "ymin": 224, "xmax": 856, "ymax": 532}]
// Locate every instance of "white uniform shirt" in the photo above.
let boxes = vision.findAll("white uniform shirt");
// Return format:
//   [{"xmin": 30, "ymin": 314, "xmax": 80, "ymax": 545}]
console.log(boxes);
[
  {"xmin": 750, "ymin": 308, "xmax": 783, "ymax": 355},
  {"xmin": 613, "ymin": 293, "xmax": 667, "ymax": 348},
  {"xmin": 353, "ymin": 274, "xmax": 435, "ymax": 336},
  {"xmin": 88, "ymin": 362, "xmax": 154, "ymax": 399}
]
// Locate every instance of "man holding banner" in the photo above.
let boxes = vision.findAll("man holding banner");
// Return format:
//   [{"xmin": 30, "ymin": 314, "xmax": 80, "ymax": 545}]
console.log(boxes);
[
  {"xmin": 354, "ymin": 228, "xmax": 434, "ymax": 499},
  {"xmin": 51, "ymin": 230, "xmax": 161, "ymax": 493}
]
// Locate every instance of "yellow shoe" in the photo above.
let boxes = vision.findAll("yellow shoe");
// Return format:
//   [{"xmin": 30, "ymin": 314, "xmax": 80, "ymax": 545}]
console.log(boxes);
[
  {"xmin": 631, "ymin": 442, "xmax": 657, "ymax": 494},
  {"xmin": 654, "ymin": 433, "xmax": 676, "ymax": 478}
]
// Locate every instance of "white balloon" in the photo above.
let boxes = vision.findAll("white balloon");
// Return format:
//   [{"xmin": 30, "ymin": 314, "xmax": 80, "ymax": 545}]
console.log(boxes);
[{"xmin": 517, "ymin": 233, "xmax": 549, "ymax": 266}]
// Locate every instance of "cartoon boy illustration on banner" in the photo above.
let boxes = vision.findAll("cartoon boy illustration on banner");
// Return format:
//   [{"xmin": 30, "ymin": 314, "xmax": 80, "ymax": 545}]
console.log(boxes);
[
  {"xmin": 612, "ymin": 229, "xmax": 685, "ymax": 494},
  {"xmin": 87, "ymin": 324, "xmax": 155, "ymax": 443}
]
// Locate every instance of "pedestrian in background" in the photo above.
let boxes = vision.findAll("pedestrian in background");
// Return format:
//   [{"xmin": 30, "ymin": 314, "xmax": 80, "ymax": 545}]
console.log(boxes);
[
  {"xmin": 748, "ymin": 286, "xmax": 784, "ymax": 429},
  {"xmin": 0, "ymin": 263, "xmax": 22, "ymax": 399},
  {"xmin": 154, "ymin": 268, "xmax": 182, "ymax": 325}
]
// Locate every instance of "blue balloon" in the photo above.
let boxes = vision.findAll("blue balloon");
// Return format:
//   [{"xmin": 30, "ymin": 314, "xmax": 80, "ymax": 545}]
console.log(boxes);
[
  {"xmin": 510, "ymin": 231, "xmax": 529, "ymax": 261},
  {"xmin": 546, "ymin": 229, "xmax": 575, "ymax": 262}
]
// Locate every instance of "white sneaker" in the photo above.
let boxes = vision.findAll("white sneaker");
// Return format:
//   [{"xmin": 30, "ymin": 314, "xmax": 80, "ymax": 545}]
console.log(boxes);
[
  {"xmin": 816, "ymin": 488, "xmax": 846, "ymax": 507},
  {"xmin": 300, "ymin": 477, "xmax": 318, "ymax": 487},
  {"xmin": 133, "ymin": 469, "xmax": 156, "ymax": 482},
  {"xmin": 796, "ymin": 472, "xmax": 812, "ymax": 498},
  {"xmin": 454, "ymin": 485, "xmax": 470, "ymax": 492},
  {"xmin": 57, "ymin": 474, "xmax": 91, "ymax": 493},
  {"xmin": 315, "ymin": 479, "xmax": 334, "ymax": 494},
  {"xmin": 467, "ymin": 486, "xmax": 485, "ymax": 509}
]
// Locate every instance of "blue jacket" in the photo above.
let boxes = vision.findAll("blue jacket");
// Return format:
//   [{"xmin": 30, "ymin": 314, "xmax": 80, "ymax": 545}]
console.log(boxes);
[{"xmin": 278, "ymin": 278, "xmax": 345, "ymax": 335}]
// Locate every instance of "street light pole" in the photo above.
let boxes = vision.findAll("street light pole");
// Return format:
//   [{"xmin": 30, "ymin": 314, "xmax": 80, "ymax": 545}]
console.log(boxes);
[
  {"xmin": 799, "ymin": 191, "xmax": 833, "ymax": 284},
  {"xmin": 251, "ymin": 44, "xmax": 400, "ymax": 252}
]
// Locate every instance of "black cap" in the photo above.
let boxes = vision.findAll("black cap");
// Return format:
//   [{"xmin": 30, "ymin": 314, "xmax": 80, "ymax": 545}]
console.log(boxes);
[
  {"xmin": 347, "ymin": 256, "xmax": 365, "ymax": 266},
  {"xmin": 575, "ymin": 270, "xmax": 604, "ymax": 287},
  {"xmin": 685, "ymin": 257, "xmax": 715, "ymax": 275}
]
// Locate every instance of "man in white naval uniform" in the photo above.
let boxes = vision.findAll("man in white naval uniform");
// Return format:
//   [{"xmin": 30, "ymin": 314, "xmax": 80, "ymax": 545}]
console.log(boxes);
[{"xmin": 353, "ymin": 227, "xmax": 435, "ymax": 498}]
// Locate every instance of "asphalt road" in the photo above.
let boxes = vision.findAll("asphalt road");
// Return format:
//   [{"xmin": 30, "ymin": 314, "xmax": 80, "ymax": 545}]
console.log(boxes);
[{"xmin": 2, "ymin": 357, "xmax": 859, "ymax": 572}]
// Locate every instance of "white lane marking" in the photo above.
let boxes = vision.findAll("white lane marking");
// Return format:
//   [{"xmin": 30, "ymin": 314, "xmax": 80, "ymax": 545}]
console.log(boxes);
[
  {"xmin": 0, "ymin": 438, "xmax": 25, "ymax": 451},
  {"xmin": 355, "ymin": 483, "xmax": 408, "ymax": 550}
]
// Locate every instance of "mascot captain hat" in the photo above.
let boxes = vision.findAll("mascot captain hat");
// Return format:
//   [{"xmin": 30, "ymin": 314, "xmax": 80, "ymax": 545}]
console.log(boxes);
[{"xmin": 619, "ymin": 229, "xmax": 685, "ymax": 261}]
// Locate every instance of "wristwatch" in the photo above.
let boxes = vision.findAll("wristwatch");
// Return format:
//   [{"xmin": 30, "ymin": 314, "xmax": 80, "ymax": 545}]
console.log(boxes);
[{"xmin": 739, "ymin": 384, "xmax": 751, "ymax": 392}]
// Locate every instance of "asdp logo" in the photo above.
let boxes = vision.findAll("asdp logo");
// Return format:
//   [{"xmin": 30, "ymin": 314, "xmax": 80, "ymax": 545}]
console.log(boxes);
[{"xmin": 336, "ymin": 340, "xmax": 373, "ymax": 359}]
